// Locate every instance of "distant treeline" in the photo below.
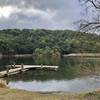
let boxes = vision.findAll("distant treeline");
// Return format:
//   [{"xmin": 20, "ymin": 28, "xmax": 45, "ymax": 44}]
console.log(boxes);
[{"xmin": 0, "ymin": 29, "xmax": 100, "ymax": 55}]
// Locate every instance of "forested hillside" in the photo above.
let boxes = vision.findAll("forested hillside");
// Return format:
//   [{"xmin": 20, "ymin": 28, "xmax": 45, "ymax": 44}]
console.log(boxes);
[{"xmin": 0, "ymin": 29, "xmax": 100, "ymax": 54}]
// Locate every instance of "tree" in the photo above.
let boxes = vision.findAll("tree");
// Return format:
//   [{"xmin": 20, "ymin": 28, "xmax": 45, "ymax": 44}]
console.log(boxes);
[
  {"xmin": 79, "ymin": 0, "xmax": 100, "ymax": 33},
  {"xmin": 0, "ymin": 29, "xmax": 99, "ymax": 54}
]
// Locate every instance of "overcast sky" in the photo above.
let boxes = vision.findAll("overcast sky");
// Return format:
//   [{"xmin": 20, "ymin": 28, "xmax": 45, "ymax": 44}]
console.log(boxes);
[{"xmin": 0, "ymin": 0, "xmax": 83, "ymax": 30}]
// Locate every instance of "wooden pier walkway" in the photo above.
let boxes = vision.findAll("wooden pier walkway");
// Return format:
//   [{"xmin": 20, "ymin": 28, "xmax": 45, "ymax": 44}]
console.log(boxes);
[{"xmin": 0, "ymin": 65, "xmax": 58, "ymax": 77}]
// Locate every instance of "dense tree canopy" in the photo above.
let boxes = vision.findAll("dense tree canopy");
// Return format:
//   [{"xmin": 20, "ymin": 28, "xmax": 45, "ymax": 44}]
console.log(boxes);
[{"xmin": 0, "ymin": 29, "xmax": 100, "ymax": 55}]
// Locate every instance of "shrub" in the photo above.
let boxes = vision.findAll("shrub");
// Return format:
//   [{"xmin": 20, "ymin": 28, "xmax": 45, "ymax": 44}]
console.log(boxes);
[{"xmin": 0, "ymin": 79, "xmax": 7, "ymax": 88}]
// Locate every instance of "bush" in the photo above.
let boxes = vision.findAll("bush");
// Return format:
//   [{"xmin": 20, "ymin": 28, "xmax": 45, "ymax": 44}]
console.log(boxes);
[
  {"xmin": 0, "ymin": 79, "xmax": 7, "ymax": 88},
  {"xmin": 34, "ymin": 47, "xmax": 60, "ymax": 65}
]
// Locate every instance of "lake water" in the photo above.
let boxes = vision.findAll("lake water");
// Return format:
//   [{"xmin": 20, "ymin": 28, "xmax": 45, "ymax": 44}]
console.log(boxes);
[{"xmin": 0, "ymin": 56, "xmax": 100, "ymax": 93}]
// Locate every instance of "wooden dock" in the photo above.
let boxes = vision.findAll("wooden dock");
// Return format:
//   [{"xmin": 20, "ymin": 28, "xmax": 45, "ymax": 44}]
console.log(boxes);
[{"xmin": 0, "ymin": 65, "xmax": 58, "ymax": 77}]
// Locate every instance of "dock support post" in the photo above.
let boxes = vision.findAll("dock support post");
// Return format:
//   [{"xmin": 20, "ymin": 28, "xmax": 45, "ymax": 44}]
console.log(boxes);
[
  {"xmin": 41, "ymin": 64, "xmax": 43, "ymax": 69},
  {"xmin": 13, "ymin": 62, "xmax": 16, "ymax": 68},
  {"xmin": 6, "ymin": 66, "xmax": 9, "ymax": 76},
  {"xmin": 54, "ymin": 68, "xmax": 58, "ymax": 71},
  {"xmin": 21, "ymin": 63, "xmax": 24, "ymax": 72}
]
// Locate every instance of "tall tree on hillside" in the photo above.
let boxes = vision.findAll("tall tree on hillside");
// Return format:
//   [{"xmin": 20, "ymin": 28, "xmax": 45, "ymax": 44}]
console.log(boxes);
[{"xmin": 79, "ymin": 0, "xmax": 100, "ymax": 34}]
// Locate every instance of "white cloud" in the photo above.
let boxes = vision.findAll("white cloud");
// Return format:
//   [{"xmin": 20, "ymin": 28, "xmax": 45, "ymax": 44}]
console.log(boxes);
[
  {"xmin": 20, "ymin": 7, "xmax": 57, "ymax": 21},
  {"xmin": 0, "ymin": 0, "xmax": 82, "ymax": 30},
  {"xmin": 0, "ymin": 5, "xmax": 57, "ymax": 21},
  {"xmin": 0, "ymin": 6, "xmax": 20, "ymax": 18}
]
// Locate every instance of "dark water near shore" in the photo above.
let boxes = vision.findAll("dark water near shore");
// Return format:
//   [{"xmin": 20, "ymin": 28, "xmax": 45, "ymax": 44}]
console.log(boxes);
[{"xmin": 0, "ymin": 56, "xmax": 100, "ymax": 92}]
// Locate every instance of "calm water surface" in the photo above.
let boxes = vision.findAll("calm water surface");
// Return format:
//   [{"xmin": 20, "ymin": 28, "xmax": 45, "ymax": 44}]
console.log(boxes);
[{"xmin": 0, "ymin": 56, "xmax": 100, "ymax": 93}]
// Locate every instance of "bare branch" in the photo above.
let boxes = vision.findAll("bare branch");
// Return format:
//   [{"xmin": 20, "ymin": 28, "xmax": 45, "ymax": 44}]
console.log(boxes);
[
  {"xmin": 78, "ymin": 0, "xmax": 100, "ymax": 34},
  {"xmin": 90, "ymin": 0, "xmax": 100, "ymax": 9},
  {"xmin": 79, "ymin": 0, "xmax": 100, "ymax": 9}
]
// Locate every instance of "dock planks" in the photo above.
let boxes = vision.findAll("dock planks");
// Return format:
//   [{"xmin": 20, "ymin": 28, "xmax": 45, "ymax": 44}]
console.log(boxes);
[{"xmin": 0, "ymin": 65, "xmax": 58, "ymax": 77}]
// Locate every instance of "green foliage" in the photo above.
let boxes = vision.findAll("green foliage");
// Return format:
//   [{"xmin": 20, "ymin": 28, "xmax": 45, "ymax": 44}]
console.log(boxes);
[
  {"xmin": 0, "ymin": 29, "xmax": 100, "ymax": 54},
  {"xmin": 34, "ymin": 47, "xmax": 60, "ymax": 65}
]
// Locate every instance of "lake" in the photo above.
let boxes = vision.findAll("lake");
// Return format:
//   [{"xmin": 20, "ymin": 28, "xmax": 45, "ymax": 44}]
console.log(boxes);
[{"xmin": 0, "ymin": 56, "xmax": 100, "ymax": 93}]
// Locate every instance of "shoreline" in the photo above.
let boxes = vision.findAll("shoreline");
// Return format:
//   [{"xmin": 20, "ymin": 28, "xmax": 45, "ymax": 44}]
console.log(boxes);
[
  {"xmin": 63, "ymin": 53, "xmax": 100, "ymax": 57},
  {"xmin": 2, "ymin": 54, "xmax": 33, "ymax": 58},
  {"xmin": 1, "ymin": 53, "xmax": 100, "ymax": 58}
]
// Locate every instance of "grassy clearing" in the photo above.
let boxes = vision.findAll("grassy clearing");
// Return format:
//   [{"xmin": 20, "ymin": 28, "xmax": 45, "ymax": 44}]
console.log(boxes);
[{"xmin": 0, "ymin": 88, "xmax": 100, "ymax": 100}]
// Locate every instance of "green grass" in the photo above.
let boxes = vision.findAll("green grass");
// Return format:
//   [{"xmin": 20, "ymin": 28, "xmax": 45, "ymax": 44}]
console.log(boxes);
[{"xmin": 0, "ymin": 88, "xmax": 100, "ymax": 100}]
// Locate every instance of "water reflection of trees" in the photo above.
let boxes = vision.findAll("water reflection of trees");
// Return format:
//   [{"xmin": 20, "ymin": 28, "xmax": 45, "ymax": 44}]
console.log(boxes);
[
  {"xmin": 33, "ymin": 47, "xmax": 61, "ymax": 65},
  {"xmin": 78, "ymin": 58, "xmax": 100, "ymax": 76},
  {"xmin": 0, "ymin": 57, "xmax": 100, "ymax": 82}
]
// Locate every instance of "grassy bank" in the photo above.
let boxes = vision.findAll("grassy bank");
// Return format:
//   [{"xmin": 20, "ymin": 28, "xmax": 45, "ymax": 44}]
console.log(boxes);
[{"xmin": 0, "ymin": 88, "xmax": 100, "ymax": 100}]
